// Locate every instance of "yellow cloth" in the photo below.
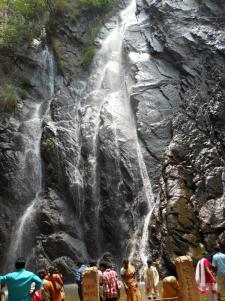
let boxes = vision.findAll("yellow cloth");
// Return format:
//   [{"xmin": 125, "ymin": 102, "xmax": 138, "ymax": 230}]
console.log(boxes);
[
  {"xmin": 162, "ymin": 276, "xmax": 180, "ymax": 301},
  {"xmin": 143, "ymin": 266, "xmax": 159, "ymax": 299},
  {"xmin": 121, "ymin": 265, "xmax": 142, "ymax": 301}
]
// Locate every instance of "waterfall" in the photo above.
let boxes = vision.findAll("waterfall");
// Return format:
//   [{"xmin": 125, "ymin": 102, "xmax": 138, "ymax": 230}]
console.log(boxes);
[
  {"xmin": 80, "ymin": 0, "xmax": 154, "ymax": 263},
  {"xmin": 6, "ymin": 45, "xmax": 55, "ymax": 268}
]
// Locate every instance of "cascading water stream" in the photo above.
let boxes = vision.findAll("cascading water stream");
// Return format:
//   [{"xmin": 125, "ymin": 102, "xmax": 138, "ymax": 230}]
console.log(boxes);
[
  {"xmin": 80, "ymin": 0, "xmax": 154, "ymax": 263},
  {"xmin": 6, "ymin": 45, "xmax": 55, "ymax": 268}
]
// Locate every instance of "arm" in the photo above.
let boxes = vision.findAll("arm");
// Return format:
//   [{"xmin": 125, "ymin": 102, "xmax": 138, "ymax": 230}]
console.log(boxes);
[
  {"xmin": 0, "ymin": 275, "xmax": 8, "ymax": 286},
  {"xmin": 205, "ymin": 266, "xmax": 215, "ymax": 282},
  {"xmin": 75, "ymin": 269, "xmax": 81, "ymax": 285},
  {"xmin": 212, "ymin": 257, "xmax": 217, "ymax": 276},
  {"xmin": 56, "ymin": 274, "xmax": 63, "ymax": 286},
  {"xmin": 32, "ymin": 274, "xmax": 43, "ymax": 290}
]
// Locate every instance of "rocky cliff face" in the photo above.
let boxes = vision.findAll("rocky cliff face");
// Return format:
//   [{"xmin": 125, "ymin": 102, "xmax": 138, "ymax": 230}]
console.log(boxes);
[
  {"xmin": 141, "ymin": 0, "xmax": 225, "ymax": 275},
  {"xmin": 0, "ymin": 0, "xmax": 225, "ymax": 281}
]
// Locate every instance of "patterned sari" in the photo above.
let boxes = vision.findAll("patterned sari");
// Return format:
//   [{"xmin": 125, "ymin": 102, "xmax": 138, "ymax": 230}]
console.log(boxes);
[{"xmin": 121, "ymin": 265, "xmax": 142, "ymax": 301}]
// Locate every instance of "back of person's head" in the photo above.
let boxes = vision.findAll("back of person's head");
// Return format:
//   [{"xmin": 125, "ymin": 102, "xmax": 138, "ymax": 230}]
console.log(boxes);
[
  {"xmin": 214, "ymin": 246, "xmax": 221, "ymax": 253},
  {"xmin": 122, "ymin": 258, "xmax": 129, "ymax": 268},
  {"xmin": 99, "ymin": 261, "xmax": 109, "ymax": 269},
  {"xmin": 203, "ymin": 252, "xmax": 211, "ymax": 260},
  {"xmin": 76, "ymin": 261, "xmax": 84, "ymax": 267},
  {"xmin": 147, "ymin": 259, "xmax": 152, "ymax": 266},
  {"xmin": 38, "ymin": 270, "xmax": 46, "ymax": 279},
  {"xmin": 15, "ymin": 258, "xmax": 26, "ymax": 270},
  {"xmin": 49, "ymin": 266, "xmax": 55, "ymax": 275},
  {"xmin": 89, "ymin": 260, "xmax": 97, "ymax": 267},
  {"xmin": 54, "ymin": 266, "xmax": 60, "ymax": 273}
]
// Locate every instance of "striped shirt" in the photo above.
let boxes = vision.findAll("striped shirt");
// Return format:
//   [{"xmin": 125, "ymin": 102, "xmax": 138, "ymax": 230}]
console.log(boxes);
[{"xmin": 102, "ymin": 269, "xmax": 121, "ymax": 299}]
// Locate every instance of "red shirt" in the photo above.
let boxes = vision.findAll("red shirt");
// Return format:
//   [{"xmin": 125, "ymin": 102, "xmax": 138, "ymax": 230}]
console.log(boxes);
[{"xmin": 102, "ymin": 269, "xmax": 121, "ymax": 299}]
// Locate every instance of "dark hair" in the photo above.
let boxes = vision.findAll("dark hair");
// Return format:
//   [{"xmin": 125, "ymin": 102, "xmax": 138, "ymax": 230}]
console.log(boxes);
[
  {"xmin": 38, "ymin": 270, "xmax": 46, "ymax": 279},
  {"xmin": 215, "ymin": 246, "xmax": 221, "ymax": 253},
  {"xmin": 123, "ymin": 259, "xmax": 129, "ymax": 264},
  {"xmin": 49, "ymin": 266, "xmax": 55, "ymax": 274},
  {"xmin": 147, "ymin": 259, "xmax": 153, "ymax": 265},
  {"xmin": 76, "ymin": 261, "xmax": 84, "ymax": 267},
  {"xmin": 99, "ymin": 261, "xmax": 109, "ymax": 268},
  {"xmin": 15, "ymin": 258, "xmax": 26, "ymax": 269},
  {"xmin": 90, "ymin": 260, "xmax": 97, "ymax": 267}
]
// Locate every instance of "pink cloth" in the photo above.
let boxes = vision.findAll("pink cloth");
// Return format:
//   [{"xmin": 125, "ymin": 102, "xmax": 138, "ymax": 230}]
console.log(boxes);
[{"xmin": 196, "ymin": 258, "xmax": 216, "ymax": 294}]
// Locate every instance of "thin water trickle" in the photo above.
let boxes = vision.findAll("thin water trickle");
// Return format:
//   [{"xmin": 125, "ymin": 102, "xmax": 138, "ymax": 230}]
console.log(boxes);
[{"xmin": 6, "ymin": 45, "xmax": 55, "ymax": 269}]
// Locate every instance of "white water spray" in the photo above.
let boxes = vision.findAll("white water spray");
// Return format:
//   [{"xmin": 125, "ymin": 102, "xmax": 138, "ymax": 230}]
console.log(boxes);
[
  {"xmin": 81, "ymin": 0, "xmax": 155, "ymax": 263},
  {"xmin": 7, "ymin": 45, "xmax": 55, "ymax": 267}
]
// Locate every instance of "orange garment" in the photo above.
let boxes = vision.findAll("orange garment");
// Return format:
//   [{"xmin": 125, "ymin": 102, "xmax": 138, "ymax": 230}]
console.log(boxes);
[
  {"xmin": 162, "ymin": 276, "xmax": 180, "ymax": 301},
  {"xmin": 46, "ymin": 274, "xmax": 63, "ymax": 301},
  {"xmin": 121, "ymin": 265, "xmax": 142, "ymax": 301},
  {"xmin": 43, "ymin": 279, "xmax": 54, "ymax": 301}
]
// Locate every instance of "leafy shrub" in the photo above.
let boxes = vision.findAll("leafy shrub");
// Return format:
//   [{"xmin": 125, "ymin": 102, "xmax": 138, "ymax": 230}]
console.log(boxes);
[
  {"xmin": 45, "ymin": 138, "xmax": 55, "ymax": 152},
  {"xmin": 78, "ymin": 0, "xmax": 112, "ymax": 12},
  {"xmin": 19, "ymin": 89, "xmax": 28, "ymax": 99},
  {"xmin": 0, "ymin": 85, "xmax": 17, "ymax": 113},
  {"xmin": 0, "ymin": 1, "xmax": 47, "ymax": 49},
  {"xmin": 81, "ymin": 46, "xmax": 95, "ymax": 66},
  {"xmin": 91, "ymin": 24, "xmax": 101, "ymax": 40},
  {"xmin": 51, "ymin": 37, "xmax": 64, "ymax": 73},
  {"xmin": 20, "ymin": 72, "xmax": 31, "ymax": 87}
]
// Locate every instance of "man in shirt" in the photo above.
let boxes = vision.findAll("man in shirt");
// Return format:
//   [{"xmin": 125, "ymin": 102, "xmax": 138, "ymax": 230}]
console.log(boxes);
[
  {"xmin": 212, "ymin": 246, "xmax": 225, "ymax": 301},
  {"xmin": 99, "ymin": 261, "xmax": 120, "ymax": 301},
  {"xmin": 75, "ymin": 261, "xmax": 88, "ymax": 301},
  {"xmin": 0, "ymin": 258, "xmax": 42, "ymax": 301}
]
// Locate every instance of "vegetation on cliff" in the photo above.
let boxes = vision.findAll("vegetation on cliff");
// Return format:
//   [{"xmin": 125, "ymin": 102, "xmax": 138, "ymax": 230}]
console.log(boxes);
[{"xmin": 0, "ymin": 0, "xmax": 112, "ymax": 52}]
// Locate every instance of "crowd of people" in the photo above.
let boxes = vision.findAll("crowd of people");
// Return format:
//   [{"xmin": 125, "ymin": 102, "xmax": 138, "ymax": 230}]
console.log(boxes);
[
  {"xmin": 0, "ymin": 258, "xmax": 65, "ymax": 301},
  {"xmin": 195, "ymin": 245, "xmax": 225, "ymax": 301},
  {"xmin": 75, "ymin": 258, "xmax": 180, "ymax": 301},
  {"xmin": 1, "ymin": 245, "xmax": 225, "ymax": 301}
]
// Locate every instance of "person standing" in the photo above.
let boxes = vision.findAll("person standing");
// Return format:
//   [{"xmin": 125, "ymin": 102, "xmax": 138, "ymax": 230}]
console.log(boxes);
[
  {"xmin": 143, "ymin": 259, "xmax": 159, "ymax": 300},
  {"xmin": 195, "ymin": 252, "xmax": 216, "ymax": 301},
  {"xmin": 0, "ymin": 258, "xmax": 42, "ymax": 301},
  {"xmin": 212, "ymin": 246, "xmax": 225, "ymax": 301},
  {"xmin": 53, "ymin": 268, "xmax": 65, "ymax": 301},
  {"xmin": 120, "ymin": 259, "xmax": 142, "ymax": 301},
  {"xmin": 46, "ymin": 267, "xmax": 63, "ymax": 301},
  {"xmin": 99, "ymin": 261, "xmax": 120, "ymax": 301},
  {"xmin": 75, "ymin": 261, "xmax": 88, "ymax": 301},
  {"xmin": 38, "ymin": 270, "xmax": 54, "ymax": 301}
]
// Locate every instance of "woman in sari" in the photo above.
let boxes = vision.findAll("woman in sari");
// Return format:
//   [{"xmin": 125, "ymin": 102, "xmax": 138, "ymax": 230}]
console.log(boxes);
[
  {"xmin": 195, "ymin": 253, "xmax": 216, "ymax": 301},
  {"xmin": 120, "ymin": 259, "xmax": 142, "ymax": 301},
  {"xmin": 45, "ymin": 267, "xmax": 63, "ymax": 301}
]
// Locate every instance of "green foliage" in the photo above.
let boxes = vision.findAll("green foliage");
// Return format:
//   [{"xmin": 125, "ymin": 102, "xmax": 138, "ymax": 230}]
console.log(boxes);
[
  {"xmin": 50, "ymin": 0, "xmax": 70, "ymax": 14},
  {"xmin": 19, "ymin": 88, "xmax": 28, "ymax": 99},
  {"xmin": 45, "ymin": 138, "xmax": 55, "ymax": 152},
  {"xmin": 91, "ymin": 24, "xmax": 101, "ymax": 40},
  {"xmin": 81, "ymin": 46, "xmax": 95, "ymax": 66},
  {"xmin": 51, "ymin": 37, "xmax": 64, "ymax": 73},
  {"xmin": 0, "ymin": 0, "xmax": 47, "ymax": 49},
  {"xmin": 20, "ymin": 72, "xmax": 31, "ymax": 87},
  {"xmin": 78, "ymin": 0, "xmax": 112, "ymax": 12},
  {"xmin": 0, "ymin": 84, "xmax": 17, "ymax": 113}
]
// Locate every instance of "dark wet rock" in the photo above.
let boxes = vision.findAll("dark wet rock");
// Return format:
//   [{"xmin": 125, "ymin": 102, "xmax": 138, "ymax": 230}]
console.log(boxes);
[
  {"xmin": 142, "ymin": 0, "xmax": 225, "ymax": 275},
  {"xmin": 1, "ymin": 0, "xmax": 225, "ymax": 282}
]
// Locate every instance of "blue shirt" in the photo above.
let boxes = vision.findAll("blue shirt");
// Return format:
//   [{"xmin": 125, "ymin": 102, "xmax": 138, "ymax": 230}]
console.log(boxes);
[
  {"xmin": 212, "ymin": 252, "xmax": 225, "ymax": 276},
  {"xmin": 0, "ymin": 269, "xmax": 42, "ymax": 301},
  {"xmin": 75, "ymin": 264, "xmax": 87, "ymax": 285}
]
